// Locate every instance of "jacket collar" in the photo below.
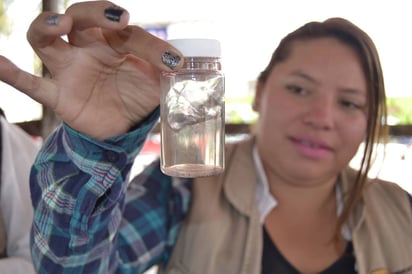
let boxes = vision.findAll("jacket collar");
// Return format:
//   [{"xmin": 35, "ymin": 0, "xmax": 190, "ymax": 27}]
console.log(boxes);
[{"xmin": 223, "ymin": 137, "xmax": 258, "ymax": 217}]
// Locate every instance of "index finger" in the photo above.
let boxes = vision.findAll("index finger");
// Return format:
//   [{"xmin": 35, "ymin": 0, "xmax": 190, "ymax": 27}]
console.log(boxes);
[
  {"xmin": 65, "ymin": 0, "xmax": 130, "ymax": 30},
  {"xmin": 103, "ymin": 25, "xmax": 184, "ymax": 71},
  {"xmin": 67, "ymin": 1, "xmax": 183, "ymax": 71}
]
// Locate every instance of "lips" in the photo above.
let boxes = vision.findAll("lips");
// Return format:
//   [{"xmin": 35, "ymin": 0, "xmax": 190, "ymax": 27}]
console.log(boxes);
[
  {"xmin": 296, "ymin": 138, "xmax": 331, "ymax": 150},
  {"xmin": 290, "ymin": 136, "xmax": 332, "ymax": 159}
]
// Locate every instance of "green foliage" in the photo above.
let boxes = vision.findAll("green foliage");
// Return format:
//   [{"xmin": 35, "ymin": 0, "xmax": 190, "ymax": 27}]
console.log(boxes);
[
  {"xmin": 0, "ymin": 0, "xmax": 12, "ymax": 36},
  {"xmin": 225, "ymin": 95, "xmax": 258, "ymax": 124},
  {"xmin": 387, "ymin": 97, "xmax": 412, "ymax": 125}
]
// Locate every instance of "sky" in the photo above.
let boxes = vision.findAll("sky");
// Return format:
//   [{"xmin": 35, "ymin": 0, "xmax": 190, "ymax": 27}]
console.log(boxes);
[{"xmin": 1, "ymin": 0, "xmax": 412, "ymax": 122}]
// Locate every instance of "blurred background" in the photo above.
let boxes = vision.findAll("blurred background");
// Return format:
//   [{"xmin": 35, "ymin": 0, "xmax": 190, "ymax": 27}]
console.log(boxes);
[
  {"xmin": 0, "ymin": 0, "xmax": 411, "ymax": 195},
  {"xmin": 0, "ymin": 1, "xmax": 411, "ymax": 273}
]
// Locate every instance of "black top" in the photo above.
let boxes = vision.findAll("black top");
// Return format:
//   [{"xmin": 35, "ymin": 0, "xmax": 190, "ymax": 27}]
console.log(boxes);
[{"xmin": 261, "ymin": 226, "xmax": 356, "ymax": 274}]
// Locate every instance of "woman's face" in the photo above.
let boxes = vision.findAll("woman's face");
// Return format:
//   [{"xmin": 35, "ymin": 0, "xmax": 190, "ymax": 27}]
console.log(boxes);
[{"xmin": 254, "ymin": 37, "xmax": 368, "ymax": 186}]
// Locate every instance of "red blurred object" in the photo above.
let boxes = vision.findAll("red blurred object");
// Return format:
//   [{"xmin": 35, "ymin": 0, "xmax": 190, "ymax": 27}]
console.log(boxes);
[{"xmin": 140, "ymin": 135, "xmax": 161, "ymax": 155}]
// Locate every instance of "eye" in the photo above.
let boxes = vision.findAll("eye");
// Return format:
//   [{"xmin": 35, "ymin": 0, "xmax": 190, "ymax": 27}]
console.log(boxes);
[
  {"xmin": 340, "ymin": 99, "xmax": 364, "ymax": 110},
  {"xmin": 286, "ymin": 84, "xmax": 307, "ymax": 95}
]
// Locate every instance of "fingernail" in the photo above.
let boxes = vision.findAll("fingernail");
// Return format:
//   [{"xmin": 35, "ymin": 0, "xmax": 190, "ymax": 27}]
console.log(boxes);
[
  {"xmin": 162, "ymin": 51, "xmax": 181, "ymax": 70},
  {"xmin": 46, "ymin": 15, "xmax": 59, "ymax": 25},
  {"xmin": 104, "ymin": 6, "xmax": 124, "ymax": 22}
]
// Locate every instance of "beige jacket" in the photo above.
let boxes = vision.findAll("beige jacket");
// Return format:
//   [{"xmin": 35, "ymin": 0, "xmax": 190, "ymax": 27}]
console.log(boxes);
[{"xmin": 164, "ymin": 137, "xmax": 412, "ymax": 274}]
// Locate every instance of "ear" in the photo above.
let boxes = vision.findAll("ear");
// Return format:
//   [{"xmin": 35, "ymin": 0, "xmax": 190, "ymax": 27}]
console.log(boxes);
[{"xmin": 252, "ymin": 80, "xmax": 263, "ymax": 112}]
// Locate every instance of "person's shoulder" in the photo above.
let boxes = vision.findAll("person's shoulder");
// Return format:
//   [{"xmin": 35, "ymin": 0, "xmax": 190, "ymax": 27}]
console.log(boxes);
[
  {"xmin": 366, "ymin": 176, "xmax": 412, "ymax": 215},
  {"xmin": 368, "ymin": 177, "xmax": 408, "ymax": 195},
  {"xmin": 1, "ymin": 116, "xmax": 31, "ymax": 139},
  {"xmin": 0, "ymin": 117, "xmax": 40, "ymax": 164},
  {"xmin": 0, "ymin": 116, "xmax": 38, "ymax": 148},
  {"xmin": 344, "ymin": 166, "xmax": 409, "ymax": 197}
]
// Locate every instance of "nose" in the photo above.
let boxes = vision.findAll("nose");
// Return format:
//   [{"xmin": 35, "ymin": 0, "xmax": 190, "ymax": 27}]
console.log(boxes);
[{"xmin": 302, "ymin": 95, "xmax": 335, "ymax": 130}]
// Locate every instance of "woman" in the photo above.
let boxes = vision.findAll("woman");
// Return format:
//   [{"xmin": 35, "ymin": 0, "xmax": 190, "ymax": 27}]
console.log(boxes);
[{"xmin": 0, "ymin": 1, "xmax": 410, "ymax": 273}]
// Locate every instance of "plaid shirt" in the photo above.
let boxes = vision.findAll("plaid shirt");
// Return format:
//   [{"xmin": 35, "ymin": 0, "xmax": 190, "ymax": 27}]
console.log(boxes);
[{"xmin": 30, "ymin": 109, "xmax": 191, "ymax": 274}]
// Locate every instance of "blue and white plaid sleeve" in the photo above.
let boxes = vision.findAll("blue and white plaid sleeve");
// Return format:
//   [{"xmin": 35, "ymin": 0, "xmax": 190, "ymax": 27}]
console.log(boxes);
[{"xmin": 30, "ymin": 109, "xmax": 191, "ymax": 274}]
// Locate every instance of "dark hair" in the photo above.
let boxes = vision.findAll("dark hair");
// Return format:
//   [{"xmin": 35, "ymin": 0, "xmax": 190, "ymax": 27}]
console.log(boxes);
[{"xmin": 258, "ymin": 18, "xmax": 388, "ymax": 242}]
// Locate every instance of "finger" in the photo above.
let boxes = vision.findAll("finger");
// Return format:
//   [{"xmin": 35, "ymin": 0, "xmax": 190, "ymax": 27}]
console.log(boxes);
[
  {"xmin": 27, "ymin": 1, "xmax": 129, "ymax": 67},
  {"xmin": 103, "ymin": 25, "xmax": 184, "ymax": 72},
  {"xmin": 27, "ymin": 12, "xmax": 73, "ymax": 49},
  {"xmin": 65, "ymin": 1, "xmax": 182, "ymax": 71},
  {"xmin": 65, "ymin": 0, "xmax": 130, "ymax": 31},
  {"xmin": 27, "ymin": 12, "xmax": 77, "ymax": 73},
  {"xmin": 0, "ymin": 56, "xmax": 57, "ymax": 109}
]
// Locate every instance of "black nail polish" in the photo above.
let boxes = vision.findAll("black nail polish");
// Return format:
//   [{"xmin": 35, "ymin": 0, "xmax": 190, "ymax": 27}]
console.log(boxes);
[
  {"xmin": 46, "ymin": 15, "xmax": 59, "ymax": 25},
  {"xmin": 104, "ymin": 6, "xmax": 124, "ymax": 22},
  {"xmin": 162, "ymin": 51, "xmax": 181, "ymax": 69}
]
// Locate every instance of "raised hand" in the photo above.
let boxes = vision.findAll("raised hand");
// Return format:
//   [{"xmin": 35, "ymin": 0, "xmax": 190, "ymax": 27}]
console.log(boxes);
[{"xmin": 0, "ymin": 1, "xmax": 182, "ymax": 140}]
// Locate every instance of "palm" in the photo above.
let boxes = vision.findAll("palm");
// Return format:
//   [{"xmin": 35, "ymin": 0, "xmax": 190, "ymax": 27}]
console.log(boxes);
[
  {"xmin": 40, "ymin": 27, "xmax": 162, "ymax": 139},
  {"xmin": 0, "ymin": 5, "xmax": 176, "ymax": 140}
]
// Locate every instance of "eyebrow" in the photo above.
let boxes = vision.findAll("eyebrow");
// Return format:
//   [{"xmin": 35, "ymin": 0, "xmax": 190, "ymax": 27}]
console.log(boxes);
[
  {"xmin": 289, "ymin": 71, "xmax": 366, "ymax": 96},
  {"xmin": 289, "ymin": 71, "xmax": 316, "ymax": 83}
]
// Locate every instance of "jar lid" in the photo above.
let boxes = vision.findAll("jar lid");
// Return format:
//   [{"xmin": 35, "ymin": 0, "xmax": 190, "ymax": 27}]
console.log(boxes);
[{"xmin": 167, "ymin": 38, "xmax": 221, "ymax": 57}]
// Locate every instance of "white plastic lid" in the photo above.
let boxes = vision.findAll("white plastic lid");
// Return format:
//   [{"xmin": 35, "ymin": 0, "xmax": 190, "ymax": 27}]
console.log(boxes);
[{"xmin": 168, "ymin": 38, "xmax": 221, "ymax": 57}]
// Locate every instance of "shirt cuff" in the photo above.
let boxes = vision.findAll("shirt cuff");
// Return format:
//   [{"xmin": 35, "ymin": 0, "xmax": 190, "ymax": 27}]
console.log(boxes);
[{"xmin": 61, "ymin": 107, "xmax": 160, "ymax": 169}]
